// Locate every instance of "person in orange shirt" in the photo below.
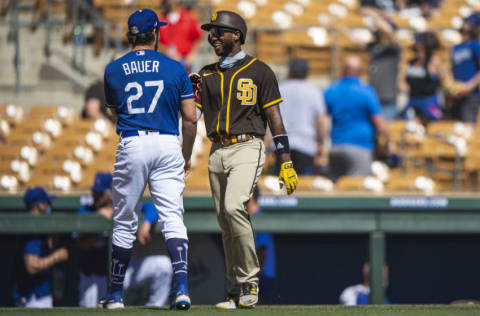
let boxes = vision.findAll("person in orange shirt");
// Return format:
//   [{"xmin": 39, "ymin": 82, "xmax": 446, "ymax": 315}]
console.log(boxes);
[{"xmin": 158, "ymin": 0, "xmax": 202, "ymax": 71}]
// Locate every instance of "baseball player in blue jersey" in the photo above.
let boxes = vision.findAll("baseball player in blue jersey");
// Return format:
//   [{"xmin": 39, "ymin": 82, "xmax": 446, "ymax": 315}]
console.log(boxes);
[
  {"xmin": 13, "ymin": 187, "xmax": 69, "ymax": 308},
  {"xmin": 101, "ymin": 8, "xmax": 197, "ymax": 310}
]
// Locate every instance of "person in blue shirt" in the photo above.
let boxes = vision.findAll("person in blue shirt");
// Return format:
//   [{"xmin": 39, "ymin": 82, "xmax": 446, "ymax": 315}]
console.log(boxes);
[
  {"xmin": 324, "ymin": 55, "xmax": 394, "ymax": 181},
  {"xmin": 216, "ymin": 186, "xmax": 276, "ymax": 309},
  {"xmin": 13, "ymin": 187, "xmax": 69, "ymax": 308},
  {"xmin": 76, "ymin": 172, "xmax": 172, "ymax": 307},
  {"xmin": 450, "ymin": 13, "xmax": 480, "ymax": 122},
  {"xmin": 339, "ymin": 262, "xmax": 390, "ymax": 305}
]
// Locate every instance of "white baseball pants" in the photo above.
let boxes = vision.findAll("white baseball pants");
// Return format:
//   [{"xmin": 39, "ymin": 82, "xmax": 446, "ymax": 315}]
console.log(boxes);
[
  {"xmin": 24, "ymin": 294, "xmax": 53, "ymax": 308},
  {"xmin": 112, "ymin": 133, "xmax": 188, "ymax": 249},
  {"xmin": 79, "ymin": 255, "xmax": 173, "ymax": 307}
]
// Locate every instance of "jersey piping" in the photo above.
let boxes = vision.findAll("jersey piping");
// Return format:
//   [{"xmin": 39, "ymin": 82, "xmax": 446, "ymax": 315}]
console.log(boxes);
[
  {"xmin": 225, "ymin": 57, "xmax": 257, "ymax": 135},
  {"xmin": 262, "ymin": 97, "xmax": 282, "ymax": 109},
  {"xmin": 215, "ymin": 63, "xmax": 224, "ymax": 135}
]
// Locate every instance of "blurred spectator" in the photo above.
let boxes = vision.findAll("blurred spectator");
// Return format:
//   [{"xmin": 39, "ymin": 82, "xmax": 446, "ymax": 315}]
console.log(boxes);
[
  {"xmin": 82, "ymin": 80, "xmax": 113, "ymax": 122},
  {"xmin": 359, "ymin": 0, "xmax": 400, "ymax": 13},
  {"xmin": 324, "ymin": 55, "xmax": 394, "ymax": 180},
  {"xmin": 1, "ymin": 0, "xmax": 9, "ymax": 17},
  {"xmin": 75, "ymin": 173, "xmax": 172, "ymax": 307},
  {"xmin": 404, "ymin": 0, "xmax": 443, "ymax": 18},
  {"xmin": 450, "ymin": 13, "xmax": 480, "ymax": 123},
  {"xmin": 248, "ymin": 186, "xmax": 276, "ymax": 305},
  {"xmin": 30, "ymin": 0, "xmax": 48, "ymax": 31},
  {"xmin": 61, "ymin": 0, "xmax": 104, "ymax": 57},
  {"xmin": 339, "ymin": 263, "xmax": 390, "ymax": 305},
  {"xmin": 325, "ymin": 8, "xmax": 401, "ymax": 119},
  {"xmin": 363, "ymin": 9, "xmax": 401, "ymax": 120},
  {"xmin": 400, "ymin": 32, "xmax": 447, "ymax": 123},
  {"xmin": 158, "ymin": 0, "xmax": 202, "ymax": 71},
  {"xmin": 276, "ymin": 58, "xmax": 327, "ymax": 175},
  {"xmin": 13, "ymin": 187, "xmax": 69, "ymax": 308}
]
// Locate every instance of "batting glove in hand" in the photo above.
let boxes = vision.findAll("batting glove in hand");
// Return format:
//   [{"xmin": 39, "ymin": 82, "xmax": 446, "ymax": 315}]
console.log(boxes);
[
  {"xmin": 278, "ymin": 161, "xmax": 298, "ymax": 195},
  {"xmin": 189, "ymin": 72, "xmax": 202, "ymax": 102}
]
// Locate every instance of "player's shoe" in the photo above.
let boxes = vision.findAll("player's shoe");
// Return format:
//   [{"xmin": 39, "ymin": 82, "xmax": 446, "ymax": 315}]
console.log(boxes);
[
  {"xmin": 215, "ymin": 296, "xmax": 239, "ymax": 309},
  {"xmin": 98, "ymin": 292, "xmax": 124, "ymax": 309},
  {"xmin": 238, "ymin": 283, "xmax": 258, "ymax": 308},
  {"xmin": 170, "ymin": 282, "xmax": 191, "ymax": 310}
]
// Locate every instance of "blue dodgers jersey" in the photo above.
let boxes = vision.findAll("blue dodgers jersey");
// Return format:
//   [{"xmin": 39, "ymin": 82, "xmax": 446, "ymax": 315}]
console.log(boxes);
[
  {"xmin": 104, "ymin": 49, "xmax": 194, "ymax": 134},
  {"xmin": 452, "ymin": 40, "xmax": 480, "ymax": 82},
  {"xmin": 14, "ymin": 236, "xmax": 52, "ymax": 300}
]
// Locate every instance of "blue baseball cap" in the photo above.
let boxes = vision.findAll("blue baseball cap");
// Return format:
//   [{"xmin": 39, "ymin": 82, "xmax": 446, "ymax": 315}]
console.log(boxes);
[
  {"xmin": 24, "ymin": 187, "xmax": 56, "ymax": 205},
  {"xmin": 91, "ymin": 172, "xmax": 113, "ymax": 193},
  {"xmin": 465, "ymin": 13, "xmax": 480, "ymax": 27},
  {"xmin": 128, "ymin": 8, "xmax": 167, "ymax": 35}
]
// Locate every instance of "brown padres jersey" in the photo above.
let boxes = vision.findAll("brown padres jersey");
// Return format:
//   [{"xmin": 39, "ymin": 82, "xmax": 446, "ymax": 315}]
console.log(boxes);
[{"xmin": 196, "ymin": 55, "xmax": 282, "ymax": 138}]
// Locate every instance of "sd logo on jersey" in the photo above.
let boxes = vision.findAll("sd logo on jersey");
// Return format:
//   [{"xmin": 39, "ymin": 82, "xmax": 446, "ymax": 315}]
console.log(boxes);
[{"xmin": 236, "ymin": 78, "xmax": 257, "ymax": 106}]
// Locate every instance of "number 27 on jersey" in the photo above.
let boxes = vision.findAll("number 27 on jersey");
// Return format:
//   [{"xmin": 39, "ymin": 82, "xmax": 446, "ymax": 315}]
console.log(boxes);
[{"xmin": 125, "ymin": 80, "xmax": 164, "ymax": 114}]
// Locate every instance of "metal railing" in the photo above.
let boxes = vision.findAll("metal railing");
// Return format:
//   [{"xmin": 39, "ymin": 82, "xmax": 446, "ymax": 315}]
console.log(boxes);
[{"xmin": 1, "ymin": 0, "xmax": 124, "ymax": 92}]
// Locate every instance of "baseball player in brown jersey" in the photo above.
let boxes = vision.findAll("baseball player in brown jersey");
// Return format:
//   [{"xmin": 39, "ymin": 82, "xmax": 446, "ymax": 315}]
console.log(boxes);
[{"xmin": 191, "ymin": 10, "xmax": 298, "ymax": 309}]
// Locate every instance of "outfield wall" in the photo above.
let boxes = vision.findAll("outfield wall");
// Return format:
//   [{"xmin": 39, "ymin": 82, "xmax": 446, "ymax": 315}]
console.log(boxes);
[{"xmin": 1, "ymin": 194, "xmax": 480, "ymax": 306}]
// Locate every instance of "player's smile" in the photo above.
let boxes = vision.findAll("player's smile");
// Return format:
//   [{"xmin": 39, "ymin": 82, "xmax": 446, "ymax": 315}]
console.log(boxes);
[{"xmin": 209, "ymin": 27, "xmax": 236, "ymax": 56}]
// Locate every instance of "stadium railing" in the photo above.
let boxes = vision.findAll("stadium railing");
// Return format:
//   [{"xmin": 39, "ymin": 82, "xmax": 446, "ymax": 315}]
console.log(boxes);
[{"xmin": 2, "ymin": 193, "xmax": 480, "ymax": 304}]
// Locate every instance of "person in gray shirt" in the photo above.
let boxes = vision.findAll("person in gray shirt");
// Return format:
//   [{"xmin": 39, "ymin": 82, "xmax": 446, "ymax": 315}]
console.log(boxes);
[
  {"xmin": 367, "ymin": 10, "xmax": 401, "ymax": 120},
  {"xmin": 277, "ymin": 58, "xmax": 327, "ymax": 175}
]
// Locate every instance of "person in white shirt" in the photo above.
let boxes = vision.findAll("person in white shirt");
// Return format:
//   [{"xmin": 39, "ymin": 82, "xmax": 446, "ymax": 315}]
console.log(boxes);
[
  {"xmin": 339, "ymin": 262, "xmax": 390, "ymax": 305},
  {"xmin": 277, "ymin": 58, "xmax": 327, "ymax": 175}
]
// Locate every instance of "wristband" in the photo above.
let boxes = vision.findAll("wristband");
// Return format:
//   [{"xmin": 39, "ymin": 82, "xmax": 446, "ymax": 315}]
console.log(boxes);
[{"xmin": 273, "ymin": 134, "xmax": 290, "ymax": 154}]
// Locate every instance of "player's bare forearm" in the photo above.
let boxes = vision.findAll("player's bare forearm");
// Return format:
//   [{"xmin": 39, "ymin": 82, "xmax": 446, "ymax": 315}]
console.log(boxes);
[
  {"xmin": 316, "ymin": 114, "xmax": 327, "ymax": 157},
  {"xmin": 466, "ymin": 71, "xmax": 480, "ymax": 92},
  {"xmin": 24, "ymin": 248, "xmax": 68, "ymax": 274},
  {"xmin": 372, "ymin": 114, "xmax": 395, "ymax": 154},
  {"xmin": 181, "ymin": 98, "xmax": 198, "ymax": 164},
  {"xmin": 265, "ymin": 105, "xmax": 291, "ymax": 163}
]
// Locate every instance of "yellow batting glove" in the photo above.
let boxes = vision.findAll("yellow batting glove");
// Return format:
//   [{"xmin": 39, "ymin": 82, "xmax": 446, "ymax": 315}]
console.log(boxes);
[{"xmin": 278, "ymin": 161, "xmax": 298, "ymax": 195}]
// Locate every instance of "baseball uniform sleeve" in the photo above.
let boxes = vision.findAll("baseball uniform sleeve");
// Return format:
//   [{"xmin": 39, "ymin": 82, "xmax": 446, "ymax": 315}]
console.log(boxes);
[
  {"xmin": 104, "ymin": 67, "xmax": 116, "ymax": 108},
  {"xmin": 180, "ymin": 67, "xmax": 195, "ymax": 100},
  {"xmin": 141, "ymin": 203, "xmax": 159, "ymax": 225},
  {"xmin": 24, "ymin": 238, "xmax": 42, "ymax": 256},
  {"xmin": 259, "ymin": 65, "xmax": 282, "ymax": 110}
]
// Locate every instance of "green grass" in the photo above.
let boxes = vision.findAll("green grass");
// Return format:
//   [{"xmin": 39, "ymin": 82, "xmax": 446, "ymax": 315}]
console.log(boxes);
[{"xmin": 1, "ymin": 305, "xmax": 480, "ymax": 316}]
